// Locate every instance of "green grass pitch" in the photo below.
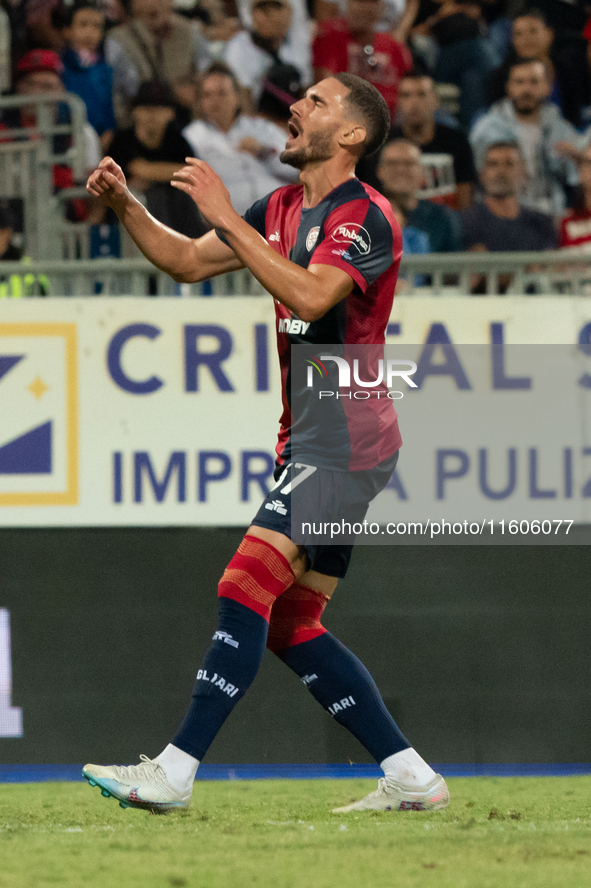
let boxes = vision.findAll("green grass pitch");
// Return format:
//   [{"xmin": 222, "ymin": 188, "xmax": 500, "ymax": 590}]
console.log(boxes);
[{"xmin": 1, "ymin": 777, "xmax": 590, "ymax": 888}]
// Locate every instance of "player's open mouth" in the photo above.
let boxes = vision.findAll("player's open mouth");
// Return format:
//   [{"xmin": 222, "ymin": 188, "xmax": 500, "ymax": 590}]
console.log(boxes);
[{"xmin": 286, "ymin": 120, "xmax": 300, "ymax": 144}]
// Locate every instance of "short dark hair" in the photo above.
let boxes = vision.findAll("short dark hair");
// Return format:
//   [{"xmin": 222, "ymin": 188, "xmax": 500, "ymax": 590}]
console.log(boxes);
[
  {"xmin": 399, "ymin": 70, "xmax": 435, "ymax": 87},
  {"xmin": 331, "ymin": 73, "xmax": 391, "ymax": 158},
  {"xmin": 483, "ymin": 140, "xmax": 523, "ymax": 163},
  {"xmin": 515, "ymin": 8, "xmax": 551, "ymax": 26},
  {"xmin": 53, "ymin": 1, "xmax": 101, "ymax": 30},
  {"xmin": 507, "ymin": 56, "xmax": 546, "ymax": 76},
  {"xmin": 379, "ymin": 137, "xmax": 422, "ymax": 159},
  {"xmin": 199, "ymin": 61, "xmax": 240, "ymax": 97},
  {"xmin": 132, "ymin": 79, "xmax": 176, "ymax": 109}
]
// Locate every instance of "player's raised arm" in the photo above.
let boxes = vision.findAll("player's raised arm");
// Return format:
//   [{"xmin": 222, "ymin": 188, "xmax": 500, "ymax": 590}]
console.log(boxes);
[
  {"xmin": 86, "ymin": 157, "xmax": 244, "ymax": 282},
  {"xmin": 171, "ymin": 158, "xmax": 356, "ymax": 321}
]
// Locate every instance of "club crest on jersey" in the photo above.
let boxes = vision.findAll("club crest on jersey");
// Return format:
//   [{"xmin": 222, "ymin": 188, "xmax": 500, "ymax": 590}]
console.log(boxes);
[
  {"xmin": 330, "ymin": 223, "xmax": 371, "ymax": 255},
  {"xmin": 306, "ymin": 226, "xmax": 320, "ymax": 251}
]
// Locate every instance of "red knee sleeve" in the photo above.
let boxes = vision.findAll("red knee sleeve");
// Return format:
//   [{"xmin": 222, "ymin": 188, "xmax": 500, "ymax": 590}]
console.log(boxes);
[
  {"xmin": 218, "ymin": 534, "xmax": 295, "ymax": 621},
  {"xmin": 266, "ymin": 581, "xmax": 329, "ymax": 653}
]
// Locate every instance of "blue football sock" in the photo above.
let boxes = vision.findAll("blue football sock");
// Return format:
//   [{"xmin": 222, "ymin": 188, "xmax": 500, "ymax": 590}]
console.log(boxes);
[
  {"xmin": 277, "ymin": 632, "xmax": 410, "ymax": 762},
  {"xmin": 173, "ymin": 598, "xmax": 268, "ymax": 760}
]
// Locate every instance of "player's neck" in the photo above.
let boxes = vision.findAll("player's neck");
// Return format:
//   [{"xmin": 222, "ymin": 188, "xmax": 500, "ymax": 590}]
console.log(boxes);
[{"xmin": 299, "ymin": 160, "xmax": 357, "ymax": 208}]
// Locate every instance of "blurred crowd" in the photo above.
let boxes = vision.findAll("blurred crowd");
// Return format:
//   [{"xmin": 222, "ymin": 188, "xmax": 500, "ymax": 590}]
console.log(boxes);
[{"xmin": 3, "ymin": 0, "xmax": 591, "ymax": 286}]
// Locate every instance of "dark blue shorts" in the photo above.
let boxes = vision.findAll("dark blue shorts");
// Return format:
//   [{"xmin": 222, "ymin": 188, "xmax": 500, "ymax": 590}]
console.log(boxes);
[{"xmin": 250, "ymin": 451, "xmax": 399, "ymax": 579}]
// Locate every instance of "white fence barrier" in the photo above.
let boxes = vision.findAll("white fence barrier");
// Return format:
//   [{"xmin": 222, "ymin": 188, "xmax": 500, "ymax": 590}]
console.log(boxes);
[{"xmin": 2, "ymin": 251, "xmax": 591, "ymax": 297}]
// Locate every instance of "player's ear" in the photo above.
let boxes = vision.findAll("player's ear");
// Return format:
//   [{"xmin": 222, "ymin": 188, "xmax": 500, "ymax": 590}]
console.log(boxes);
[{"xmin": 340, "ymin": 125, "xmax": 367, "ymax": 152}]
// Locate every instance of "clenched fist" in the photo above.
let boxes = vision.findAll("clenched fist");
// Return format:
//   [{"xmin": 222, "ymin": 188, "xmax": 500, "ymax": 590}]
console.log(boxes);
[{"xmin": 86, "ymin": 157, "xmax": 130, "ymax": 212}]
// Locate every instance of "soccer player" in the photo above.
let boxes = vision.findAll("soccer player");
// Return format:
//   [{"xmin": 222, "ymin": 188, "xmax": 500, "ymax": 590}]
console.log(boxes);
[{"xmin": 83, "ymin": 73, "xmax": 450, "ymax": 815}]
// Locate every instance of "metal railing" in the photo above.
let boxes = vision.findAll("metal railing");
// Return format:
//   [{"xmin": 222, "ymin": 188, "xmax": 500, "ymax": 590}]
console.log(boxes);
[
  {"xmin": 399, "ymin": 250, "xmax": 591, "ymax": 295},
  {"xmin": 0, "ymin": 92, "xmax": 89, "ymax": 260},
  {"xmin": 2, "ymin": 251, "xmax": 591, "ymax": 297}
]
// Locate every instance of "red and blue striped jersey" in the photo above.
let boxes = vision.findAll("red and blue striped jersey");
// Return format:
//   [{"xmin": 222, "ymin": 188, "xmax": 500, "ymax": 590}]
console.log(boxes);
[{"xmin": 225, "ymin": 177, "xmax": 403, "ymax": 470}]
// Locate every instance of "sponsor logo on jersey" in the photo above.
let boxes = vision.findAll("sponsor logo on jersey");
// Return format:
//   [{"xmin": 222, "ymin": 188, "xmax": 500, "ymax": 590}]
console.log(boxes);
[
  {"xmin": 306, "ymin": 226, "xmax": 320, "ymax": 251},
  {"xmin": 277, "ymin": 318, "xmax": 311, "ymax": 335},
  {"xmin": 330, "ymin": 223, "xmax": 371, "ymax": 255},
  {"xmin": 269, "ymin": 231, "xmax": 280, "ymax": 242},
  {"xmin": 265, "ymin": 498, "xmax": 287, "ymax": 515},
  {"xmin": 212, "ymin": 630, "xmax": 239, "ymax": 648}
]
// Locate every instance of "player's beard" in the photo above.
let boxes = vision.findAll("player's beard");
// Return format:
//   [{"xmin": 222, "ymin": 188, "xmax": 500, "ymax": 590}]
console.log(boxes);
[{"xmin": 280, "ymin": 128, "xmax": 335, "ymax": 170}]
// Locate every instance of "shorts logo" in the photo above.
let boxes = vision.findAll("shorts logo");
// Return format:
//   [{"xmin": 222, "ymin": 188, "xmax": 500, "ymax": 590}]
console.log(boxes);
[
  {"xmin": 330, "ymin": 223, "xmax": 371, "ymax": 255},
  {"xmin": 0, "ymin": 323, "xmax": 78, "ymax": 506},
  {"xmin": 306, "ymin": 226, "xmax": 320, "ymax": 251},
  {"xmin": 269, "ymin": 231, "xmax": 280, "ymax": 242}
]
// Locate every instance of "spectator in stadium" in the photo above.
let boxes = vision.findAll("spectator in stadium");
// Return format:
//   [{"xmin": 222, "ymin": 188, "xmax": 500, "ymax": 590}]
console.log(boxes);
[
  {"xmin": 0, "ymin": 49, "xmax": 101, "ymax": 194},
  {"xmin": 410, "ymin": 0, "xmax": 500, "ymax": 128},
  {"xmin": 22, "ymin": 0, "xmax": 63, "ymax": 51},
  {"xmin": 376, "ymin": 138, "xmax": 462, "ymax": 251},
  {"xmin": 182, "ymin": 62, "xmax": 298, "ymax": 217},
  {"xmin": 105, "ymin": 0, "xmax": 210, "ymax": 126},
  {"xmin": 19, "ymin": 0, "xmax": 127, "ymax": 52},
  {"xmin": 315, "ymin": 0, "xmax": 417, "ymax": 37},
  {"xmin": 57, "ymin": 1, "xmax": 116, "ymax": 152},
  {"xmin": 461, "ymin": 141, "xmax": 557, "ymax": 253},
  {"xmin": 312, "ymin": 0, "xmax": 413, "ymax": 119},
  {"xmin": 560, "ymin": 144, "xmax": 591, "ymax": 250},
  {"xmin": 533, "ymin": 0, "xmax": 590, "ymax": 107},
  {"xmin": 358, "ymin": 72, "xmax": 477, "ymax": 208},
  {"xmin": 0, "ymin": 200, "xmax": 50, "ymax": 295},
  {"xmin": 182, "ymin": 0, "xmax": 241, "ymax": 45},
  {"xmin": 488, "ymin": 9, "xmax": 589, "ymax": 129},
  {"xmin": 383, "ymin": 191, "xmax": 431, "ymax": 291},
  {"xmin": 108, "ymin": 78, "xmax": 207, "ymax": 237},
  {"xmin": 233, "ymin": 0, "xmax": 311, "ymax": 59},
  {"xmin": 224, "ymin": 0, "xmax": 311, "ymax": 117},
  {"xmin": 470, "ymin": 58, "xmax": 578, "ymax": 217},
  {"xmin": 99, "ymin": 0, "xmax": 126, "ymax": 27}
]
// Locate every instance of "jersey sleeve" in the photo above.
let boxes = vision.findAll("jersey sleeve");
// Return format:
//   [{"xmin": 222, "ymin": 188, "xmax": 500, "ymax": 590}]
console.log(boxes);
[
  {"xmin": 309, "ymin": 199, "xmax": 398, "ymax": 293},
  {"xmin": 215, "ymin": 192, "xmax": 270, "ymax": 246}
]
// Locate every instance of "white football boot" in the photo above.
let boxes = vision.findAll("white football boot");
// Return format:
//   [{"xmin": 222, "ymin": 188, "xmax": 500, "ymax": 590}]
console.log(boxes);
[
  {"xmin": 332, "ymin": 773, "xmax": 449, "ymax": 813},
  {"xmin": 82, "ymin": 755, "xmax": 191, "ymax": 814}
]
